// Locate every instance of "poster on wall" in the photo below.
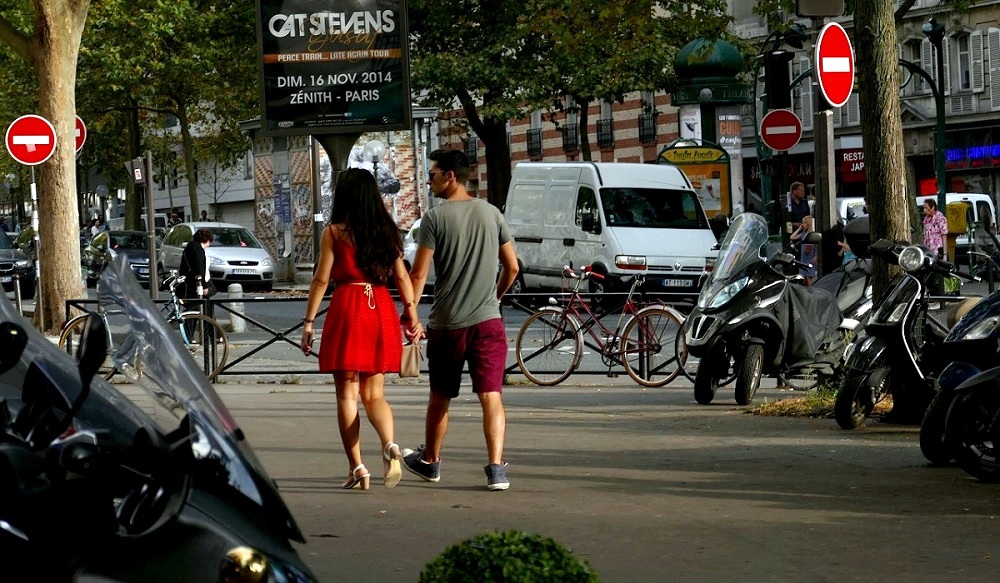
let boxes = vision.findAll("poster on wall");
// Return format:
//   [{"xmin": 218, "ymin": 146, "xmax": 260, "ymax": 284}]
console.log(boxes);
[{"xmin": 255, "ymin": 0, "xmax": 412, "ymax": 136}]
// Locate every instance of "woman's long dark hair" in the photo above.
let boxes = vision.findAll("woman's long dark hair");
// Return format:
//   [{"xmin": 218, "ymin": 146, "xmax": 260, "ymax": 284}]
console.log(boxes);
[{"xmin": 329, "ymin": 168, "xmax": 402, "ymax": 284}]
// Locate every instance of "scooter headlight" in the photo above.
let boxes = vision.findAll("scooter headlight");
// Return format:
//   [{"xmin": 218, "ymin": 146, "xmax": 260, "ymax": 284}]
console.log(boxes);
[
  {"xmin": 898, "ymin": 246, "xmax": 927, "ymax": 272},
  {"xmin": 707, "ymin": 276, "xmax": 749, "ymax": 309},
  {"xmin": 960, "ymin": 316, "xmax": 1000, "ymax": 340}
]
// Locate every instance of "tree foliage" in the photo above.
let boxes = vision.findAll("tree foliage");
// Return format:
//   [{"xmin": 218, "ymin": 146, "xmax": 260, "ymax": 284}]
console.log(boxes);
[{"xmin": 410, "ymin": 0, "xmax": 733, "ymax": 208}]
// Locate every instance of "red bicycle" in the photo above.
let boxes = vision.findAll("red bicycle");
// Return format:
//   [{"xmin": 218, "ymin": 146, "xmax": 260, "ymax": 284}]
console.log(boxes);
[{"xmin": 515, "ymin": 266, "xmax": 685, "ymax": 386}]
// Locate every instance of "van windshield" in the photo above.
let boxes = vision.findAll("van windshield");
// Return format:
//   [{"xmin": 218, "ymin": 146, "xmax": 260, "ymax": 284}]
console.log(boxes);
[{"xmin": 601, "ymin": 188, "xmax": 708, "ymax": 229}]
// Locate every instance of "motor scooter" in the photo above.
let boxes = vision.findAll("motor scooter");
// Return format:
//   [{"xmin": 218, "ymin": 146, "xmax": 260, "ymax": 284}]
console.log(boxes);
[
  {"xmin": 918, "ymin": 290, "xmax": 1000, "ymax": 463},
  {"xmin": 0, "ymin": 258, "xmax": 317, "ymax": 581},
  {"xmin": 834, "ymin": 241, "xmax": 972, "ymax": 429},
  {"xmin": 683, "ymin": 213, "xmax": 870, "ymax": 406},
  {"xmin": 938, "ymin": 364, "xmax": 1000, "ymax": 482}
]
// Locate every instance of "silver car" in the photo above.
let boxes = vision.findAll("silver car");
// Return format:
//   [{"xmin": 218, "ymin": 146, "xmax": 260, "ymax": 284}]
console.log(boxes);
[{"xmin": 159, "ymin": 222, "xmax": 275, "ymax": 291}]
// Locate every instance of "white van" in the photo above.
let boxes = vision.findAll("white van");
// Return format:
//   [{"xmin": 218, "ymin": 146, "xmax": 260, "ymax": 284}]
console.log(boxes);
[
  {"xmin": 106, "ymin": 213, "xmax": 169, "ymax": 233},
  {"xmin": 915, "ymin": 193, "xmax": 997, "ymax": 251},
  {"xmin": 504, "ymin": 162, "xmax": 718, "ymax": 297}
]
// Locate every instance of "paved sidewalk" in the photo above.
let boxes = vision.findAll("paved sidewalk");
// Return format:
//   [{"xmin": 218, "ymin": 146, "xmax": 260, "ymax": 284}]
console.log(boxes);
[{"xmin": 220, "ymin": 379, "xmax": 1000, "ymax": 582}]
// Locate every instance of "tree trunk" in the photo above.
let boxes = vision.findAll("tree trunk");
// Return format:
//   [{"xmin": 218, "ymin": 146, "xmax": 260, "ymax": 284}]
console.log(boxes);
[
  {"xmin": 125, "ymin": 99, "xmax": 143, "ymax": 231},
  {"xmin": 32, "ymin": 1, "xmax": 89, "ymax": 332},
  {"xmin": 177, "ymin": 98, "xmax": 200, "ymax": 218},
  {"xmin": 855, "ymin": 0, "xmax": 925, "ymax": 423},
  {"xmin": 460, "ymin": 90, "xmax": 512, "ymax": 210},
  {"xmin": 578, "ymin": 98, "xmax": 592, "ymax": 162}
]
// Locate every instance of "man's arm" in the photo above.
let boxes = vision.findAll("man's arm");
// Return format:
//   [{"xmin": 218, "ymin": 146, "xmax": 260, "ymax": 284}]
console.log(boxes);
[
  {"xmin": 496, "ymin": 241, "xmax": 519, "ymax": 301},
  {"xmin": 409, "ymin": 246, "xmax": 433, "ymax": 303}
]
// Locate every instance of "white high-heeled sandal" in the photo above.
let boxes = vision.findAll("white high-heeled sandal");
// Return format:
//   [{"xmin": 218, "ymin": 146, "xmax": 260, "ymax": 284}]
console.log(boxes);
[
  {"xmin": 383, "ymin": 443, "xmax": 402, "ymax": 489},
  {"xmin": 342, "ymin": 464, "xmax": 370, "ymax": 490}
]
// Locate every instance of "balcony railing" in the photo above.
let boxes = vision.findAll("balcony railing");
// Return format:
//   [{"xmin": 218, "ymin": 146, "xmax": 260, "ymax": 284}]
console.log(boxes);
[
  {"xmin": 562, "ymin": 123, "xmax": 579, "ymax": 152},
  {"xmin": 526, "ymin": 128, "xmax": 542, "ymax": 158},
  {"xmin": 597, "ymin": 119, "xmax": 614, "ymax": 149}
]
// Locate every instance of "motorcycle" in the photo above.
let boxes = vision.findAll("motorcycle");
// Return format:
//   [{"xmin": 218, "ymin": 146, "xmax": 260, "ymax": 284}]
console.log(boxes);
[
  {"xmin": 938, "ymin": 364, "xmax": 1000, "ymax": 482},
  {"xmin": 919, "ymin": 290, "xmax": 1000, "ymax": 464},
  {"xmin": 834, "ymin": 241, "xmax": 971, "ymax": 429},
  {"xmin": 683, "ymin": 213, "xmax": 871, "ymax": 406},
  {"xmin": 0, "ymin": 258, "xmax": 316, "ymax": 581}
]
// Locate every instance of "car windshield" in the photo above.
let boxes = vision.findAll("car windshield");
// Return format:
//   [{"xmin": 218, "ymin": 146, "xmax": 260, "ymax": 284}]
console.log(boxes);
[
  {"xmin": 600, "ymin": 187, "xmax": 708, "ymax": 229},
  {"xmin": 110, "ymin": 232, "xmax": 148, "ymax": 250},
  {"xmin": 0, "ymin": 231, "xmax": 14, "ymax": 250},
  {"xmin": 208, "ymin": 227, "xmax": 262, "ymax": 248}
]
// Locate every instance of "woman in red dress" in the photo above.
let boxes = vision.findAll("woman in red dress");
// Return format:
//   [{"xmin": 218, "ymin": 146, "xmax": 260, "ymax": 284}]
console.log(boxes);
[{"xmin": 301, "ymin": 168, "xmax": 423, "ymax": 490}]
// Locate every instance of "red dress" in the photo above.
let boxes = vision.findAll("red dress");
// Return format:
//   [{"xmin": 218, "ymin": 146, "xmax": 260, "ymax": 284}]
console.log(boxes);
[{"xmin": 318, "ymin": 236, "xmax": 402, "ymax": 374}]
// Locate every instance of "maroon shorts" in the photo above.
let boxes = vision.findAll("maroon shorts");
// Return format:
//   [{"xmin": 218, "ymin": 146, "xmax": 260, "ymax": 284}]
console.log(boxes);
[{"xmin": 426, "ymin": 318, "xmax": 507, "ymax": 398}]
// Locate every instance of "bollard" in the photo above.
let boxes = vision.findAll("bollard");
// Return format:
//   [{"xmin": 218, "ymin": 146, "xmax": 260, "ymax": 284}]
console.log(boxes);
[{"xmin": 228, "ymin": 283, "xmax": 246, "ymax": 333}]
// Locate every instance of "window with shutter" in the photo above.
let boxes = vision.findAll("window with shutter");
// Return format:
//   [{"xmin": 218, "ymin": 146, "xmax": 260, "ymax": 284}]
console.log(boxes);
[
  {"xmin": 989, "ymin": 28, "xmax": 1000, "ymax": 111},
  {"xmin": 971, "ymin": 30, "xmax": 984, "ymax": 93},
  {"xmin": 799, "ymin": 57, "xmax": 813, "ymax": 131}
]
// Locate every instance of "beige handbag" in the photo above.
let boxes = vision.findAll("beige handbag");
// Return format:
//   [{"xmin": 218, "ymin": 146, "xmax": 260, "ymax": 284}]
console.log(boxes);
[{"xmin": 400, "ymin": 342, "xmax": 422, "ymax": 378}]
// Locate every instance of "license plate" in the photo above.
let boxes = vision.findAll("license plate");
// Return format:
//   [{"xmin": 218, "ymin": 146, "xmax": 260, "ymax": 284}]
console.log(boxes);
[
  {"xmin": 233, "ymin": 268, "xmax": 256, "ymax": 275},
  {"xmin": 663, "ymin": 278, "xmax": 693, "ymax": 287},
  {"xmin": 0, "ymin": 276, "xmax": 11, "ymax": 283}
]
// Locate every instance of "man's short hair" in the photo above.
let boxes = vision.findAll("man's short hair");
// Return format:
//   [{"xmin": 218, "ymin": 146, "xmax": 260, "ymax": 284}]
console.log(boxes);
[
  {"xmin": 790, "ymin": 182, "xmax": 805, "ymax": 194},
  {"xmin": 429, "ymin": 149, "xmax": 471, "ymax": 183}
]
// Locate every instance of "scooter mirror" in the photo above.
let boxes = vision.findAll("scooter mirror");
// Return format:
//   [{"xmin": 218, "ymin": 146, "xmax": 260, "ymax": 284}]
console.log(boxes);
[
  {"xmin": 804, "ymin": 231, "xmax": 823, "ymax": 244},
  {"xmin": 0, "ymin": 322, "xmax": 27, "ymax": 375},
  {"xmin": 868, "ymin": 239, "xmax": 893, "ymax": 254}
]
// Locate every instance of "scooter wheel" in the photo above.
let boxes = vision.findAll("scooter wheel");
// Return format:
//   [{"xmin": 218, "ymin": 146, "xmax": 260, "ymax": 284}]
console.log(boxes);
[
  {"xmin": 834, "ymin": 373, "xmax": 876, "ymax": 430},
  {"xmin": 735, "ymin": 345, "xmax": 764, "ymax": 406},
  {"xmin": 920, "ymin": 391, "xmax": 955, "ymax": 465},
  {"xmin": 694, "ymin": 360, "xmax": 720, "ymax": 405},
  {"xmin": 948, "ymin": 391, "xmax": 1000, "ymax": 483}
]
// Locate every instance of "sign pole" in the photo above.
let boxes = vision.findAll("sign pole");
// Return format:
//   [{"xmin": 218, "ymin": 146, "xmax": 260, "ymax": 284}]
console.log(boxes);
[
  {"xmin": 145, "ymin": 151, "xmax": 158, "ymax": 300},
  {"xmin": 29, "ymin": 166, "xmax": 43, "ymax": 331}
]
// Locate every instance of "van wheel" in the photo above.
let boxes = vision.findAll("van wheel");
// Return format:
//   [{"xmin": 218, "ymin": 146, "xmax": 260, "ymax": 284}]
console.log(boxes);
[
  {"xmin": 509, "ymin": 274, "xmax": 525, "ymax": 295},
  {"xmin": 588, "ymin": 267, "xmax": 609, "ymax": 295}
]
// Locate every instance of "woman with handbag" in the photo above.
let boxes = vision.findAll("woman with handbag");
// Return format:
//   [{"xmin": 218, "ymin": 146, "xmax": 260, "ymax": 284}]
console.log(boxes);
[{"xmin": 301, "ymin": 168, "xmax": 423, "ymax": 490}]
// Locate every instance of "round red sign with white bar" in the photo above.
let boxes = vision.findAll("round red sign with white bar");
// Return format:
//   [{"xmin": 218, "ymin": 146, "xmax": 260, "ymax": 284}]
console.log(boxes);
[{"xmin": 5, "ymin": 114, "xmax": 57, "ymax": 166}]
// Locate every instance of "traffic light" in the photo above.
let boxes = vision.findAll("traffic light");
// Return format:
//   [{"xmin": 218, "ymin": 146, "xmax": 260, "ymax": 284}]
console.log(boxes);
[{"xmin": 763, "ymin": 50, "xmax": 795, "ymax": 110}]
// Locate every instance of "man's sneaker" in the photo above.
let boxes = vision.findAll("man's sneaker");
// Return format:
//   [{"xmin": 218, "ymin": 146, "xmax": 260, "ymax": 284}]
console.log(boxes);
[
  {"xmin": 484, "ymin": 462, "xmax": 510, "ymax": 491},
  {"xmin": 402, "ymin": 445, "xmax": 440, "ymax": 482}
]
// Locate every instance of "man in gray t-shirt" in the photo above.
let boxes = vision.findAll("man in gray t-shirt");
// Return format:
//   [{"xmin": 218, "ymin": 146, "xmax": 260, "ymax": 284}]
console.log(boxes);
[{"xmin": 405, "ymin": 149, "xmax": 520, "ymax": 491}]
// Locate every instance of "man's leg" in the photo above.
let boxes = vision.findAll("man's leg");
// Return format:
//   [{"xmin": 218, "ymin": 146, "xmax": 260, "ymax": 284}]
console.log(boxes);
[
  {"xmin": 423, "ymin": 391, "xmax": 451, "ymax": 462},
  {"xmin": 478, "ymin": 391, "xmax": 506, "ymax": 465}
]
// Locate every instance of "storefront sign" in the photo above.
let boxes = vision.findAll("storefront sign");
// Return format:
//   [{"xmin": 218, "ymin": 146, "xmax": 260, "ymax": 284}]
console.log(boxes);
[
  {"xmin": 839, "ymin": 148, "xmax": 865, "ymax": 182},
  {"xmin": 255, "ymin": 0, "xmax": 412, "ymax": 136}
]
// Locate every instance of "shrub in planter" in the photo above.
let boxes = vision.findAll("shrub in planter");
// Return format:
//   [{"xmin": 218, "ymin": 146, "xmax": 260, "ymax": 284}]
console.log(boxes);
[{"xmin": 419, "ymin": 529, "xmax": 598, "ymax": 582}]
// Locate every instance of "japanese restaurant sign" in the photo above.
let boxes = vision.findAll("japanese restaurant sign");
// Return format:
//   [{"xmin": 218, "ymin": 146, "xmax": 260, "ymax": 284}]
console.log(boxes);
[{"xmin": 255, "ymin": 0, "xmax": 412, "ymax": 136}]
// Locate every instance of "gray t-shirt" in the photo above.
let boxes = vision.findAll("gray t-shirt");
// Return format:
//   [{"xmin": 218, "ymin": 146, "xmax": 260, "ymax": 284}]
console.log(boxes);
[{"xmin": 416, "ymin": 198, "xmax": 512, "ymax": 329}]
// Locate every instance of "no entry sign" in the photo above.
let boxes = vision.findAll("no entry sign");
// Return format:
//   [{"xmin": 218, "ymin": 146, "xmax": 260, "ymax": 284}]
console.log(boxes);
[
  {"xmin": 5, "ymin": 114, "xmax": 57, "ymax": 166},
  {"xmin": 759, "ymin": 109, "xmax": 803, "ymax": 152},
  {"xmin": 75, "ymin": 115, "xmax": 87, "ymax": 152},
  {"xmin": 815, "ymin": 22, "xmax": 855, "ymax": 108}
]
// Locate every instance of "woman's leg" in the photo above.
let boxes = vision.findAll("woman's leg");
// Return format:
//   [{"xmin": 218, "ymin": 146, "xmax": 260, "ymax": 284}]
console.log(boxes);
[
  {"xmin": 359, "ymin": 372, "xmax": 394, "ymax": 451},
  {"xmin": 335, "ymin": 371, "xmax": 363, "ymax": 470},
  {"xmin": 359, "ymin": 373, "xmax": 402, "ymax": 487}
]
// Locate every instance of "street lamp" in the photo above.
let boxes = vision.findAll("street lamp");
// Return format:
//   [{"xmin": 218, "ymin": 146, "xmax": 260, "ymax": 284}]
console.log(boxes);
[{"xmin": 922, "ymin": 17, "xmax": 947, "ymax": 214}]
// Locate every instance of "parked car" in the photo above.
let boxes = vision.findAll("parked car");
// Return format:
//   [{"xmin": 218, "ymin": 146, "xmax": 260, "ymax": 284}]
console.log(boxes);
[
  {"xmin": 0, "ymin": 230, "xmax": 35, "ymax": 299},
  {"xmin": 83, "ymin": 230, "xmax": 157, "ymax": 287},
  {"xmin": 403, "ymin": 217, "xmax": 435, "ymax": 292},
  {"xmin": 158, "ymin": 222, "xmax": 275, "ymax": 291}
]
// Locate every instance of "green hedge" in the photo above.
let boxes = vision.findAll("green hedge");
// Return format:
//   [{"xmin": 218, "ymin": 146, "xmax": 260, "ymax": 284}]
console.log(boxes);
[{"xmin": 420, "ymin": 530, "xmax": 599, "ymax": 582}]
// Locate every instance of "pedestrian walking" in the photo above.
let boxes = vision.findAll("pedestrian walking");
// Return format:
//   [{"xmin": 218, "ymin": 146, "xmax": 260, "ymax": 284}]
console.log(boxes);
[
  {"xmin": 787, "ymin": 182, "xmax": 810, "ymax": 230},
  {"xmin": 300, "ymin": 168, "xmax": 422, "ymax": 491},
  {"xmin": 791, "ymin": 215, "xmax": 817, "ymax": 285},
  {"xmin": 403, "ymin": 149, "xmax": 520, "ymax": 491},
  {"xmin": 923, "ymin": 198, "xmax": 952, "ymax": 295}
]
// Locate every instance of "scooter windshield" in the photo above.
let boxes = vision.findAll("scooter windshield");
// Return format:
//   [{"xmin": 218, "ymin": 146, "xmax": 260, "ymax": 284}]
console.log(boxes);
[
  {"xmin": 98, "ymin": 258, "xmax": 303, "ymax": 541},
  {"xmin": 700, "ymin": 213, "xmax": 771, "ymax": 297}
]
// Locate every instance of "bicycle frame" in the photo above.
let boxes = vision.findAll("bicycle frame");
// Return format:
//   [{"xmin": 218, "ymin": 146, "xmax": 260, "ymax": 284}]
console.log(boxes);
[{"xmin": 557, "ymin": 270, "xmax": 645, "ymax": 364}]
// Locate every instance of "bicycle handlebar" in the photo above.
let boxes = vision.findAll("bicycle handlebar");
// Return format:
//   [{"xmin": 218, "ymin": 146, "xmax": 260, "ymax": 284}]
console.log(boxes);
[{"xmin": 562, "ymin": 266, "xmax": 604, "ymax": 281}]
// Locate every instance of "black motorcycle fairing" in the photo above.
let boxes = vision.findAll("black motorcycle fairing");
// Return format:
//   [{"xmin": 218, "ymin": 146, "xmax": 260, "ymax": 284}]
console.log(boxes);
[
  {"xmin": 954, "ymin": 364, "xmax": 1000, "ymax": 394},
  {"xmin": 946, "ymin": 292, "xmax": 1000, "ymax": 342},
  {"xmin": 98, "ymin": 258, "xmax": 305, "ymax": 542}
]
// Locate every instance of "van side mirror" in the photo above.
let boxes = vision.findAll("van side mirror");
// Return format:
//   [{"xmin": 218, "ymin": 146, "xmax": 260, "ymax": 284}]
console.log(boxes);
[{"xmin": 581, "ymin": 212, "xmax": 601, "ymax": 234}]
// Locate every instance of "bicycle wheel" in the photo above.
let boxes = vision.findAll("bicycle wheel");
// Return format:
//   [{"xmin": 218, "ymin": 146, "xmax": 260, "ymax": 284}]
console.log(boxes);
[
  {"xmin": 621, "ymin": 306, "xmax": 683, "ymax": 387},
  {"xmin": 170, "ymin": 313, "xmax": 229, "ymax": 381},
  {"xmin": 515, "ymin": 307, "xmax": 581, "ymax": 386},
  {"xmin": 58, "ymin": 314, "xmax": 116, "ymax": 381}
]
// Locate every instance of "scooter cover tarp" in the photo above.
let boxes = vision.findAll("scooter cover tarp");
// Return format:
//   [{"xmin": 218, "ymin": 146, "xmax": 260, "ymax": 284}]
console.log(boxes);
[{"xmin": 787, "ymin": 284, "xmax": 842, "ymax": 360}]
